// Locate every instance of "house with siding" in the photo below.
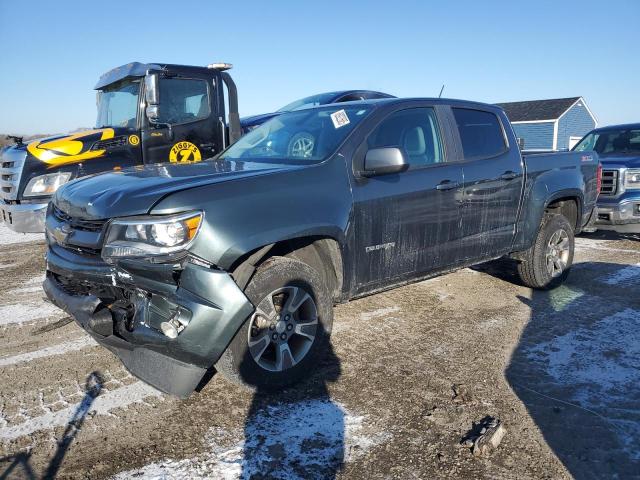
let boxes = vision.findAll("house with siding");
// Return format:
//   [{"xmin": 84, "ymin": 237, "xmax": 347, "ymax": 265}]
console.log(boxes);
[{"xmin": 496, "ymin": 97, "xmax": 597, "ymax": 151}]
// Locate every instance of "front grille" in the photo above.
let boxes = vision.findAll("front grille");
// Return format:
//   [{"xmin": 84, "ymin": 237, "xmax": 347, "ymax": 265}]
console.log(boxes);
[
  {"xmin": 91, "ymin": 136, "xmax": 127, "ymax": 151},
  {"xmin": 52, "ymin": 204, "xmax": 106, "ymax": 232},
  {"xmin": 49, "ymin": 204, "xmax": 107, "ymax": 258},
  {"xmin": 0, "ymin": 147, "xmax": 27, "ymax": 201},
  {"xmin": 600, "ymin": 169, "xmax": 618, "ymax": 196}
]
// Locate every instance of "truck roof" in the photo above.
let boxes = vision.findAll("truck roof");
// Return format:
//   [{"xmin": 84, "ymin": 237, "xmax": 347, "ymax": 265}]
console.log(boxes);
[
  {"xmin": 304, "ymin": 97, "xmax": 505, "ymax": 113},
  {"xmin": 590, "ymin": 122, "xmax": 640, "ymax": 132},
  {"xmin": 94, "ymin": 62, "xmax": 218, "ymax": 90}
]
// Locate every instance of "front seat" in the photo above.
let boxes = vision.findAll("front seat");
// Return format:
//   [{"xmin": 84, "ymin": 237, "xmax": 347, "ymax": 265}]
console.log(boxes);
[
  {"xmin": 403, "ymin": 126, "xmax": 428, "ymax": 165},
  {"xmin": 612, "ymin": 135, "xmax": 631, "ymax": 152},
  {"xmin": 197, "ymin": 95, "xmax": 210, "ymax": 118}
]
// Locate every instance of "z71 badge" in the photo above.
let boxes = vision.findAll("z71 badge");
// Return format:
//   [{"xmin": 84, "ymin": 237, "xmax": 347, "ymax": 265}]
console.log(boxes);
[{"xmin": 169, "ymin": 141, "xmax": 202, "ymax": 163}]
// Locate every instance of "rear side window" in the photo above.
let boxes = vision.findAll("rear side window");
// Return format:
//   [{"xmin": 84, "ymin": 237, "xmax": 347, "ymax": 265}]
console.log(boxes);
[{"xmin": 452, "ymin": 108, "xmax": 506, "ymax": 160}]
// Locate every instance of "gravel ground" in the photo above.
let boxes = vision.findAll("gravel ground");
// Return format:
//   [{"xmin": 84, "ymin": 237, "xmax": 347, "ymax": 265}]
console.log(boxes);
[{"xmin": 0, "ymin": 223, "xmax": 638, "ymax": 479}]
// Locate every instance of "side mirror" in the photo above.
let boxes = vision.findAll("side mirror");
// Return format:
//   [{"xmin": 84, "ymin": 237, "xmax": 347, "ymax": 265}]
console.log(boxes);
[
  {"xmin": 146, "ymin": 104, "xmax": 160, "ymax": 122},
  {"xmin": 145, "ymin": 73, "xmax": 161, "ymax": 123},
  {"xmin": 362, "ymin": 147, "xmax": 409, "ymax": 177},
  {"xmin": 144, "ymin": 73, "xmax": 159, "ymax": 105}
]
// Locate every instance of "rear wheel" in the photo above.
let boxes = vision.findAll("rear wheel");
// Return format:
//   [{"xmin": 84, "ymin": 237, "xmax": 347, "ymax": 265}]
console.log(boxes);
[
  {"xmin": 516, "ymin": 213, "xmax": 574, "ymax": 289},
  {"xmin": 216, "ymin": 256, "xmax": 333, "ymax": 390}
]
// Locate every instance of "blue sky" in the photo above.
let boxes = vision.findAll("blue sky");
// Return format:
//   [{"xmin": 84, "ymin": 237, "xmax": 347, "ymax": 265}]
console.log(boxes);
[{"xmin": 0, "ymin": 0, "xmax": 638, "ymax": 134}]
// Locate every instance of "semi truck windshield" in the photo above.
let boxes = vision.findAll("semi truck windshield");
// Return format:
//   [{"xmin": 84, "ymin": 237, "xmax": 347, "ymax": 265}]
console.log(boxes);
[{"xmin": 96, "ymin": 79, "xmax": 140, "ymax": 129}]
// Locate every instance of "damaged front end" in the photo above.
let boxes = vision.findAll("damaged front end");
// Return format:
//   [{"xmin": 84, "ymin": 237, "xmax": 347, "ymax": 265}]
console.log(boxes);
[{"xmin": 43, "ymin": 204, "xmax": 254, "ymax": 398}]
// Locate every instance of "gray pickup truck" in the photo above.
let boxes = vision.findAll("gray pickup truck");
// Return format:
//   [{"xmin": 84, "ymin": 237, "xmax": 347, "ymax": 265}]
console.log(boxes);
[{"xmin": 43, "ymin": 98, "xmax": 600, "ymax": 397}]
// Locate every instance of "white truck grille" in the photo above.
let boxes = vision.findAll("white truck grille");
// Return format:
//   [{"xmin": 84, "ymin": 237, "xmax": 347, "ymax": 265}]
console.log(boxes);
[{"xmin": 0, "ymin": 147, "xmax": 27, "ymax": 202}]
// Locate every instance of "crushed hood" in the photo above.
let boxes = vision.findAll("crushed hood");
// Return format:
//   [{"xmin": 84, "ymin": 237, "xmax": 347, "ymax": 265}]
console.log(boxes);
[{"xmin": 53, "ymin": 159, "xmax": 299, "ymax": 219}]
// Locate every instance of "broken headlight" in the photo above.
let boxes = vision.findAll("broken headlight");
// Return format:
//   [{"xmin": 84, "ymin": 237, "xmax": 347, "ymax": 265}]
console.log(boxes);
[{"xmin": 102, "ymin": 211, "xmax": 203, "ymax": 262}]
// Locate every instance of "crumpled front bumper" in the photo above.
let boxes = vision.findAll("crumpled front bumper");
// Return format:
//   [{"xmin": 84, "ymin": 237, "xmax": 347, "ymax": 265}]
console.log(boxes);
[
  {"xmin": 44, "ymin": 246, "xmax": 254, "ymax": 398},
  {"xmin": 0, "ymin": 201, "xmax": 47, "ymax": 233}
]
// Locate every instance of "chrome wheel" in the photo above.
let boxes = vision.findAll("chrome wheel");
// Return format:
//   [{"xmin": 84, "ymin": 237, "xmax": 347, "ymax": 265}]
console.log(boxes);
[
  {"xmin": 288, "ymin": 133, "xmax": 315, "ymax": 158},
  {"xmin": 247, "ymin": 286, "xmax": 318, "ymax": 372},
  {"xmin": 546, "ymin": 229, "xmax": 570, "ymax": 278}
]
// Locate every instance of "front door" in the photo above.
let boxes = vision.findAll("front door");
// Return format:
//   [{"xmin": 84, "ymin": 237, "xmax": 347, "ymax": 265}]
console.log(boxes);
[
  {"xmin": 350, "ymin": 106, "xmax": 464, "ymax": 294},
  {"xmin": 141, "ymin": 74, "xmax": 222, "ymax": 165}
]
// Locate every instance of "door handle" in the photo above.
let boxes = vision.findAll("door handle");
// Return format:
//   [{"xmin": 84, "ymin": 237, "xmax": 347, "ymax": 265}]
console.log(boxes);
[
  {"xmin": 436, "ymin": 180, "xmax": 460, "ymax": 191},
  {"xmin": 499, "ymin": 171, "xmax": 518, "ymax": 181}
]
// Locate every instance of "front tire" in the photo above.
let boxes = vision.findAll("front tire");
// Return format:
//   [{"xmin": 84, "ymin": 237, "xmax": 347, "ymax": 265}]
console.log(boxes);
[
  {"xmin": 216, "ymin": 256, "xmax": 333, "ymax": 390},
  {"xmin": 516, "ymin": 213, "xmax": 575, "ymax": 290}
]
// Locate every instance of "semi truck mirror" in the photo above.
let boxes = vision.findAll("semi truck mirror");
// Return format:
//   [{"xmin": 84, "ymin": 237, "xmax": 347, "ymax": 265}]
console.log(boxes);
[
  {"xmin": 146, "ymin": 105, "xmax": 160, "ymax": 121},
  {"xmin": 362, "ymin": 147, "xmax": 409, "ymax": 177},
  {"xmin": 144, "ymin": 73, "xmax": 160, "ymax": 105},
  {"xmin": 145, "ymin": 106, "xmax": 173, "ymax": 140}
]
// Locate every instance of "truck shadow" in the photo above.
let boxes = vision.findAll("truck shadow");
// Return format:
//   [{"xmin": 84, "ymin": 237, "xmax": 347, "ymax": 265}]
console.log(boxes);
[
  {"xmin": 0, "ymin": 371, "xmax": 104, "ymax": 480},
  {"xmin": 480, "ymin": 259, "xmax": 640, "ymax": 478},
  {"xmin": 238, "ymin": 321, "xmax": 344, "ymax": 479}
]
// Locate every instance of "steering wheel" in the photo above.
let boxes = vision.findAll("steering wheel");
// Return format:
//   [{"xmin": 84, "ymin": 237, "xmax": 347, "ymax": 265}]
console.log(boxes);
[{"xmin": 287, "ymin": 132, "xmax": 315, "ymax": 158}]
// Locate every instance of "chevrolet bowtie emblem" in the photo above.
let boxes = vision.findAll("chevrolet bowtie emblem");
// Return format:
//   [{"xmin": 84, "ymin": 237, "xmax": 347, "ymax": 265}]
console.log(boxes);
[{"xmin": 53, "ymin": 223, "xmax": 73, "ymax": 245}]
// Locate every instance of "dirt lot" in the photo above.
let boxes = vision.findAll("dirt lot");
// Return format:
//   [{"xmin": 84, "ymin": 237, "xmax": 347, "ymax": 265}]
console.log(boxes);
[{"xmin": 0, "ymin": 224, "xmax": 638, "ymax": 479}]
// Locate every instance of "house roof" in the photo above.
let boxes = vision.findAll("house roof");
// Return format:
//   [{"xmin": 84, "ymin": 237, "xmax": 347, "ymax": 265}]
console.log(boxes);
[{"xmin": 495, "ymin": 97, "xmax": 581, "ymax": 122}]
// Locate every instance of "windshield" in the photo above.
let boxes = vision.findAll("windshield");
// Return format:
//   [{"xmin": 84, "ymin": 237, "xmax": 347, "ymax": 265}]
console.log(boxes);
[
  {"xmin": 220, "ymin": 105, "xmax": 372, "ymax": 163},
  {"xmin": 573, "ymin": 128, "xmax": 640, "ymax": 156},
  {"xmin": 276, "ymin": 92, "xmax": 338, "ymax": 112},
  {"xmin": 96, "ymin": 79, "xmax": 140, "ymax": 129}
]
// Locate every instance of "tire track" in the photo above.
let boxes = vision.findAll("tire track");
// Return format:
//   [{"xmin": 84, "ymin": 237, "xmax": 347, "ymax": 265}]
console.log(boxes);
[{"xmin": 0, "ymin": 336, "xmax": 97, "ymax": 367}]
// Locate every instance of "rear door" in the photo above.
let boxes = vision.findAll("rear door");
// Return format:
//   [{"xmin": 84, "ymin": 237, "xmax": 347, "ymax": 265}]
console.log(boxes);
[
  {"xmin": 450, "ymin": 107, "xmax": 524, "ymax": 259},
  {"xmin": 350, "ymin": 105, "xmax": 464, "ymax": 293},
  {"xmin": 141, "ymin": 73, "xmax": 222, "ymax": 164}
]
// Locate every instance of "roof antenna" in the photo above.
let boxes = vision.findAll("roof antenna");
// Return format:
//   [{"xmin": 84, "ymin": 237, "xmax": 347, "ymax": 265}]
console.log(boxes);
[{"xmin": 438, "ymin": 84, "xmax": 445, "ymax": 98}]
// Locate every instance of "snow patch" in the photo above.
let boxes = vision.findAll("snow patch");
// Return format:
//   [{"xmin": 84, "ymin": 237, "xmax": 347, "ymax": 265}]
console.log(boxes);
[
  {"xmin": 0, "ymin": 302, "xmax": 63, "ymax": 326},
  {"xmin": 0, "ymin": 336, "xmax": 97, "ymax": 367},
  {"xmin": 8, "ymin": 285, "xmax": 43, "ymax": 295},
  {"xmin": 7, "ymin": 275, "xmax": 46, "ymax": 295},
  {"xmin": 113, "ymin": 399, "xmax": 388, "ymax": 479},
  {"xmin": 600, "ymin": 263, "xmax": 640, "ymax": 286},
  {"xmin": 360, "ymin": 306, "xmax": 400, "ymax": 321},
  {"xmin": 0, "ymin": 381, "xmax": 162, "ymax": 441},
  {"xmin": 25, "ymin": 274, "xmax": 46, "ymax": 285},
  {"xmin": 548, "ymin": 285, "xmax": 584, "ymax": 312},
  {"xmin": 527, "ymin": 308, "xmax": 640, "ymax": 458},
  {"xmin": 575, "ymin": 238, "xmax": 640, "ymax": 255},
  {"xmin": 0, "ymin": 223, "xmax": 44, "ymax": 245}
]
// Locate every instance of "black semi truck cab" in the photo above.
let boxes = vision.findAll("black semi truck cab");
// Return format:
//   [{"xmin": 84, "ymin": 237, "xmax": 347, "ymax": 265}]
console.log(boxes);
[{"xmin": 0, "ymin": 61, "xmax": 241, "ymax": 233}]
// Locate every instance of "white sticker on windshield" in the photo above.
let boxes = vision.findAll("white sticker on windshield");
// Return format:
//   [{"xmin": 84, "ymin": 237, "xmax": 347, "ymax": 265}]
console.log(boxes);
[{"xmin": 330, "ymin": 109, "xmax": 350, "ymax": 129}]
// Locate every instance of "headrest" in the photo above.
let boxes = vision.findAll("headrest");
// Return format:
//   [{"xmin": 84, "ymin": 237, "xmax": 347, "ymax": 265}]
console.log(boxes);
[
  {"xmin": 612, "ymin": 136, "xmax": 630, "ymax": 150},
  {"xmin": 404, "ymin": 127, "xmax": 426, "ymax": 156}
]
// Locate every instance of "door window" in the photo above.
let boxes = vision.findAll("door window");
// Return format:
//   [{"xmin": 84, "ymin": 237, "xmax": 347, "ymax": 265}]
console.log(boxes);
[
  {"xmin": 452, "ymin": 108, "xmax": 507, "ymax": 160},
  {"xmin": 157, "ymin": 78, "xmax": 210, "ymax": 124},
  {"xmin": 368, "ymin": 108, "xmax": 444, "ymax": 168}
]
